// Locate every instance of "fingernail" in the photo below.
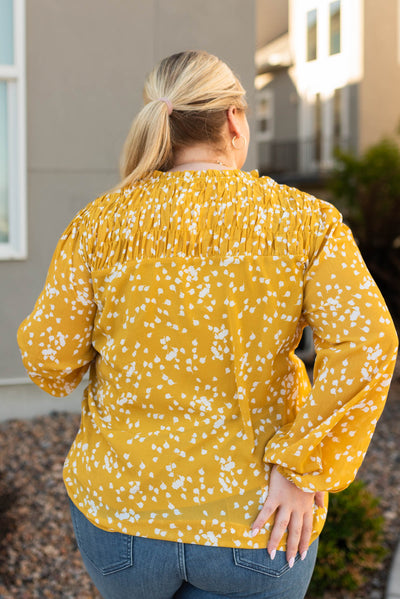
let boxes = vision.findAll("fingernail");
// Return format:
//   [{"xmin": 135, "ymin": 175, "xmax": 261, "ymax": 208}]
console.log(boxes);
[
  {"xmin": 289, "ymin": 557, "xmax": 295, "ymax": 569},
  {"xmin": 250, "ymin": 528, "xmax": 259, "ymax": 538},
  {"xmin": 301, "ymin": 550, "xmax": 308, "ymax": 561},
  {"xmin": 270, "ymin": 549, "xmax": 276, "ymax": 560}
]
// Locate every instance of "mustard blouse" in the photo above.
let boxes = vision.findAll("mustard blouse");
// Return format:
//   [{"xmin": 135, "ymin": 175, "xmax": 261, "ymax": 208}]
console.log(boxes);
[{"xmin": 17, "ymin": 169, "xmax": 398, "ymax": 549}]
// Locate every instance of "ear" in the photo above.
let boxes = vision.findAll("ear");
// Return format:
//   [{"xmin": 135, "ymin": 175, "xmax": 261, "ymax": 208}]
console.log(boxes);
[{"xmin": 226, "ymin": 106, "xmax": 242, "ymax": 137}]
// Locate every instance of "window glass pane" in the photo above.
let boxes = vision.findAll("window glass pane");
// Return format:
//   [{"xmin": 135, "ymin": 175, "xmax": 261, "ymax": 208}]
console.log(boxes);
[
  {"xmin": 257, "ymin": 93, "xmax": 274, "ymax": 139},
  {"xmin": 259, "ymin": 118, "xmax": 269, "ymax": 134},
  {"xmin": 307, "ymin": 9, "xmax": 317, "ymax": 61},
  {"xmin": 333, "ymin": 88, "xmax": 342, "ymax": 146},
  {"xmin": 259, "ymin": 97, "xmax": 270, "ymax": 114},
  {"xmin": 257, "ymin": 96, "xmax": 270, "ymax": 133},
  {"xmin": 0, "ymin": 0, "xmax": 14, "ymax": 65},
  {"xmin": 330, "ymin": 0, "xmax": 341, "ymax": 55},
  {"xmin": 315, "ymin": 93, "xmax": 322, "ymax": 162},
  {"xmin": 0, "ymin": 81, "xmax": 9, "ymax": 243}
]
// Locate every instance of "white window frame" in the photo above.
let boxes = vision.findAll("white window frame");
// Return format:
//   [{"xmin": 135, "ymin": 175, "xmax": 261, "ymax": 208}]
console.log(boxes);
[{"xmin": 0, "ymin": 0, "xmax": 27, "ymax": 260}]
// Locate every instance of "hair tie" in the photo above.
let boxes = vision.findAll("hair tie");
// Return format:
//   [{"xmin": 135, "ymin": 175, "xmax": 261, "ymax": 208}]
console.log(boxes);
[{"xmin": 158, "ymin": 97, "xmax": 173, "ymax": 115}]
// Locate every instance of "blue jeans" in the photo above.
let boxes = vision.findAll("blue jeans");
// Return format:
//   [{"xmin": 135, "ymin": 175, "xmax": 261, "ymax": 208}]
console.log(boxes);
[{"xmin": 69, "ymin": 499, "xmax": 318, "ymax": 599}]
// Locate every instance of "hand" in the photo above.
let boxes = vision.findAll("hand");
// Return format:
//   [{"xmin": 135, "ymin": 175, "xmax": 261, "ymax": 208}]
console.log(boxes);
[{"xmin": 251, "ymin": 465, "xmax": 325, "ymax": 566}]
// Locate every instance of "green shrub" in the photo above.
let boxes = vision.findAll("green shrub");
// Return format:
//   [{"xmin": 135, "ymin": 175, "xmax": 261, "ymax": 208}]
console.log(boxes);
[
  {"xmin": 307, "ymin": 480, "xmax": 387, "ymax": 597},
  {"xmin": 329, "ymin": 138, "xmax": 400, "ymax": 325},
  {"xmin": 331, "ymin": 139, "xmax": 400, "ymax": 251}
]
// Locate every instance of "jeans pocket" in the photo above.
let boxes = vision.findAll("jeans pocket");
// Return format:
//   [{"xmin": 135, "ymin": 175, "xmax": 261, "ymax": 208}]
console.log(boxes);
[
  {"xmin": 69, "ymin": 499, "xmax": 133, "ymax": 576},
  {"xmin": 233, "ymin": 548, "xmax": 300, "ymax": 578}
]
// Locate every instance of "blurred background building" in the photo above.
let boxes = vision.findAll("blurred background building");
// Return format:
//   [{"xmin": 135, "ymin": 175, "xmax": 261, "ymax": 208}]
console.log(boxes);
[
  {"xmin": 0, "ymin": 0, "xmax": 256, "ymax": 415},
  {"xmin": 255, "ymin": 0, "xmax": 400, "ymax": 187},
  {"xmin": 1, "ymin": 0, "xmax": 399, "ymax": 415}
]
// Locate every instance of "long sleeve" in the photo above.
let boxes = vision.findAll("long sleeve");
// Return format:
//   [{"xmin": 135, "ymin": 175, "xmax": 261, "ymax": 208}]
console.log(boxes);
[
  {"xmin": 17, "ymin": 213, "xmax": 97, "ymax": 396},
  {"xmin": 20, "ymin": 170, "xmax": 397, "ymax": 548},
  {"xmin": 263, "ymin": 202, "xmax": 398, "ymax": 493}
]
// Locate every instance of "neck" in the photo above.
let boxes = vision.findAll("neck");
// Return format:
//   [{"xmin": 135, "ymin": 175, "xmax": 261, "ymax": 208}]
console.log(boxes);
[
  {"xmin": 169, "ymin": 160, "xmax": 234, "ymax": 172},
  {"xmin": 171, "ymin": 144, "xmax": 237, "ymax": 171}
]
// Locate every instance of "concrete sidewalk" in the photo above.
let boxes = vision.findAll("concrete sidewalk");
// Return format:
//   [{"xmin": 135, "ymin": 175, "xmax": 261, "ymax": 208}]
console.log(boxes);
[
  {"xmin": 386, "ymin": 540, "xmax": 400, "ymax": 599},
  {"xmin": 0, "ymin": 380, "xmax": 83, "ymax": 422}
]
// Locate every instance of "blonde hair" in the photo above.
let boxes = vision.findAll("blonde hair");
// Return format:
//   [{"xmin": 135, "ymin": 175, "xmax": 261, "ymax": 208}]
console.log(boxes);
[{"xmin": 116, "ymin": 50, "xmax": 247, "ymax": 189}]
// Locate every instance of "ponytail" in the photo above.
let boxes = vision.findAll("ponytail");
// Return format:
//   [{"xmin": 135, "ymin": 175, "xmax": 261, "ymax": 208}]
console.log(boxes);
[
  {"xmin": 114, "ymin": 51, "xmax": 247, "ymax": 190},
  {"xmin": 119, "ymin": 100, "xmax": 172, "ymax": 186}
]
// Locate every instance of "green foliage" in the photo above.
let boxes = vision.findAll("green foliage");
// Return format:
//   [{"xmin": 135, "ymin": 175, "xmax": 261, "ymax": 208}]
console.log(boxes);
[
  {"xmin": 330, "ymin": 138, "xmax": 400, "ymax": 324},
  {"xmin": 331, "ymin": 138, "xmax": 400, "ymax": 250},
  {"xmin": 307, "ymin": 480, "xmax": 387, "ymax": 597}
]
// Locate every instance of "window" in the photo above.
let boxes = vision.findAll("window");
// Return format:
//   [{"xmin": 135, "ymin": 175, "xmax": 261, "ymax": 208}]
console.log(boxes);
[
  {"xmin": 0, "ymin": 0, "xmax": 26, "ymax": 259},
  {"xmin": 256, "ymin": 90, "xmax": 274, "ymax": 141},
  {"xmin": 333, "ymin": 88, "xmax": 342, "ymax": 148},
  {"xmin": 314, "ymin": 93, "xmax": 322, "ymax": 163},
  {"xmin": 329, "ymin": 0, "xmax": 341, "ymax": 55},
  {"xmin": 307, "ymin": 9, "xmax": 318, "ymax": 61}
]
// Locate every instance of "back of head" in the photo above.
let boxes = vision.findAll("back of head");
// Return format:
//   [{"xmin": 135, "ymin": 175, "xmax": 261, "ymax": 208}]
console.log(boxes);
[{"xmin": 118, "ymin": 50, "xmax": 247, "ymax": 188}]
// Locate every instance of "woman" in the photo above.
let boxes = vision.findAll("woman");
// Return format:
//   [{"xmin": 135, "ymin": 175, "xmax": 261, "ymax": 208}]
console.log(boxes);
[{"xmin": 18, "ymin": 51, "xmax": 398, "ymax": 599}]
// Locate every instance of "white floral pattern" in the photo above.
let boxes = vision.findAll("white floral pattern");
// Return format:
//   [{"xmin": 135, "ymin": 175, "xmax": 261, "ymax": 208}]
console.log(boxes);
[{"xmin": 18, "ymin": 169, "xmax": 398, "ymax": 548}]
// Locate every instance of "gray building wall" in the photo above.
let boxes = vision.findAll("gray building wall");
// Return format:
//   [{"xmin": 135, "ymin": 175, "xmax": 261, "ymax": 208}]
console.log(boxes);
[
  {"xmin": 360, "ymin": 0, "xmax": 400, "ymax": 150},
  {"xmin": 258, "ymin": 70, "xmax": 298, "ymax": 174},
  {"xmin": 256, "ymin": 0, "xmax": 288, "ymax": 49},
  {"xmin": 0, "ymin": 1, "xmax": 256, "ymax": 395},
  {"xmin": 270, "ymin": 70, "xmax": 298, "ymax": 142}
]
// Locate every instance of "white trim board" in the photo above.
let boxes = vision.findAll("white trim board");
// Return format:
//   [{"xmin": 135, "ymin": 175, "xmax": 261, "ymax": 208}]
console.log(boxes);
[{"xmin": 0, "ymin": 381, "xmax": 83, "ymax": 422}]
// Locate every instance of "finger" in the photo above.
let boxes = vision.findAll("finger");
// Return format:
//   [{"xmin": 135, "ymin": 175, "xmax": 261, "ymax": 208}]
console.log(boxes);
[
  {"xmin": 315, "ymin": 491, "xmax": 325, "ymax": 508},
  {"xmin": 267, "ymin": 506, "xmax": 290, "ymax": 559},
  {"xmin": 251, "ymin": 498, "xmax": 278, "ymax": 536},
  {"xmin": 286, "ymin": 513, "xmax": 303, "ymax": 567},
  {"xmin": 298, "ymin": 511, "xmax": 313, "ymax": 560}
]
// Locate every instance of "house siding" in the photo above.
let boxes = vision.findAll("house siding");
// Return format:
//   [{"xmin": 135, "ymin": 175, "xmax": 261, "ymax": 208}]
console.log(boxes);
[
  {"xmin": 258, "ymin": 70, "xmax": 299, "ymax": 175},
  {"xmin": 0, "ymin": 0, "xmax": 256, "ymax": 388},
  {"xmin": 360, "ymin": 0, "xmax": 400, "ymax": 150}
]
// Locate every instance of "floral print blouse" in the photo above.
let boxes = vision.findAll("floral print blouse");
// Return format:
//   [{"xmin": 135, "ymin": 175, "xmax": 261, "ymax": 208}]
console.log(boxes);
[{"xmin": 17, "ymin": 169, "xmax": 398, "ymax": 549}]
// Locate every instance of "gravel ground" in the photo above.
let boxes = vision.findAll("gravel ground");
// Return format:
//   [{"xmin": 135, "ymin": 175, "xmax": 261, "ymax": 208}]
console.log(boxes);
[{"xmin": 0, "ymin": 358, "xmax": 399, "ymax": 599}]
